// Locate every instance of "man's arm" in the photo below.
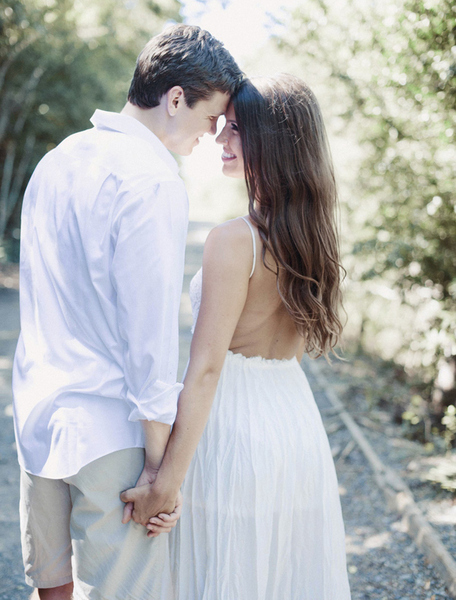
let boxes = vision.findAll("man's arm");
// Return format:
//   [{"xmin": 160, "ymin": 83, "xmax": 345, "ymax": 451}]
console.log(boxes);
[
  {"xmin": 121, "ymin": 220, "xmax": 253, "ymax": 530},
  {"xmin": 121, "ymin": 420, "xmax": 171, "ymax": 525},
  {"xmin": 110, "ymin": 178, "xmax": 188, "ymax": 525}
]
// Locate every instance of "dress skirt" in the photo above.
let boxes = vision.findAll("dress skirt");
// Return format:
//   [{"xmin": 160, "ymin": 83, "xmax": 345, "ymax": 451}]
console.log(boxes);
[{"xmin": 170, "ymin": 350, "xmax": 351, "ymax": 600}]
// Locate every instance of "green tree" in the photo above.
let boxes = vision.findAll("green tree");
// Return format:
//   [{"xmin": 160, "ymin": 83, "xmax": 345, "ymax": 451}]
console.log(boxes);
[
  {"xmin": 0, "ymin": 0, "xmax": 181, "ymax": 256},
  {"xmin": 278, "ymin": 0, "xmax": 456, "ymax": 400}
]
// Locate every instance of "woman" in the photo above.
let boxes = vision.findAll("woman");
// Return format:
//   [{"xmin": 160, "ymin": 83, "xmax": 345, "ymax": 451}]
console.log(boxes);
[{"xmin": 148, "ymin": 75, "xmax": 351, "ymax": 599}]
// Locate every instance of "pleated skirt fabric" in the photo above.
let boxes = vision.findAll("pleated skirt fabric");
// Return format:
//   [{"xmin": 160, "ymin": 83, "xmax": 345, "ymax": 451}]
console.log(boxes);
[{"xmin": 170, "ymin": 351, "xmax": 351, "ymax": 600}]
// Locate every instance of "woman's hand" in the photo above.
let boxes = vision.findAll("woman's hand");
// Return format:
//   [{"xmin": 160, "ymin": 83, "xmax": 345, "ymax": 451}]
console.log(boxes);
[
  {"xmin": 146, "ymin": 491, "xmax": 183, "ymax": 537},
  {"xmin": 120, "ymin": 464, "xmax": 179, "ymax": 527}
]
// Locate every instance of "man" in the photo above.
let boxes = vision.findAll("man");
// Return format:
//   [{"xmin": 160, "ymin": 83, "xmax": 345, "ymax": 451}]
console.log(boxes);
[{"xmin": 12, "ymin": 24, "xmax": 242, "ymax": 600}]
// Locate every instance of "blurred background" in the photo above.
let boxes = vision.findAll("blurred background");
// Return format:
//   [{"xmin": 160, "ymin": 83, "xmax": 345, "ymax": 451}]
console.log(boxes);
[{"xmin": 1, "ymin": 0, "xmax": 455, "ymax": 458}]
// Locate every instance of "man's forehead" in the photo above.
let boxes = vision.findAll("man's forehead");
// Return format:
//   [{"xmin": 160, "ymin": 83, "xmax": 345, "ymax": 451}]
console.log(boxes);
[{"xmin": 206, "ymin": 91, "xmax": 231, "ymax": 113}]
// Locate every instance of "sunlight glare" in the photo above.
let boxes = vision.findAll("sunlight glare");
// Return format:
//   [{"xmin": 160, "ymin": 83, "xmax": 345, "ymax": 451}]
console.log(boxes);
[{"xmin": 182, "ymin": 0, "xmax": 295, "ymax": 66}]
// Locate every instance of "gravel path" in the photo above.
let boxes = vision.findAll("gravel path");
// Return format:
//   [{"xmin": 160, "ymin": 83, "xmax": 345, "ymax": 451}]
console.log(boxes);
[
  {"xmin": 0, "ymin": 286, "xmax": 25, "ymax": 600},
  {"xmin": 305, "ymin": 360, "xmax": 452, "ymax": 599},
  {"xmin": 0, "ymin": 221, "xmax": 452, "ymax": 598}
]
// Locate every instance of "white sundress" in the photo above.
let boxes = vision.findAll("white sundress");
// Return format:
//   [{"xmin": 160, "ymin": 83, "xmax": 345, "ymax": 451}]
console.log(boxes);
[{"xmin": 170, "ymin": 218, "xmax": 351, "ymax": 600}]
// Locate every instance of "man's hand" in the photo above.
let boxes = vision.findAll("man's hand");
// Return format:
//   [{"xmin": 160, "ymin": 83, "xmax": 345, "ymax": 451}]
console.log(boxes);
[
  {"xmin": 120, "ymin": 464, "xmax": 180, "ymax": 527},
  {"xmin": 120, "ymin": 463, "xmax": 158, "ymax": 525}
]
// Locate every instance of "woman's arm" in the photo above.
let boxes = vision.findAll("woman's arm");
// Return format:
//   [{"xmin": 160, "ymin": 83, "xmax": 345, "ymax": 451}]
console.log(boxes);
[{"xmin": 120, "ymin": 219, "xmax": 253, "ymax": 526}]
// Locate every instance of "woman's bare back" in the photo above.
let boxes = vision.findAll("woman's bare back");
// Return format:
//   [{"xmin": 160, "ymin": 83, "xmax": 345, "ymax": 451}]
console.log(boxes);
[{"xmin": 228, "ymin": 217, "xmax": 305, "ymax": 361}]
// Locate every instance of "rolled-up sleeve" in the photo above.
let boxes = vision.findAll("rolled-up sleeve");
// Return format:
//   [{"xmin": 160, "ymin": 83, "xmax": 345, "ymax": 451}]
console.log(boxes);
[{"xmin": 111, "ymin": 178, "xmax": 188, "ymax": 424}]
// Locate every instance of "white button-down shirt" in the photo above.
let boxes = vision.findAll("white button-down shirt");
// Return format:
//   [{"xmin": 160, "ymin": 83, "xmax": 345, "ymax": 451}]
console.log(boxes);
[{"xmin": 12, "ymin": 110, "xmax": 189, "ymax": 479}]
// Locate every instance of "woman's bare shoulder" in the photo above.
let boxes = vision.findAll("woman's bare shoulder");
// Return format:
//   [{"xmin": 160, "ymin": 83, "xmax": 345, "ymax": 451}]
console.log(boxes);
[
  {"xmin": 205, "ymin": 217, "xmax": 253, "ymax": 250},
  {"xmin": 203, "ymin": 217, "xmax": 254, "ymax": 275}
]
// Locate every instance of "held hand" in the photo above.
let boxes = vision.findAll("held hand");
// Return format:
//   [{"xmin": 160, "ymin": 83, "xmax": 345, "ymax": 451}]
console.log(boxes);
[
  {"xmin": 120, "ymin": 466, "xmax": 178, "ymax": 527},
  {"xmin": 146, "ymin": 490, "xmax": 183, "ymax": 538},
  {"xmin": 121, "ymin": 463, "xmax": 158, "ymax": 525},
  {"xmin": 120, "ymin": 463, "xmax": 160, "ymax": 526}
]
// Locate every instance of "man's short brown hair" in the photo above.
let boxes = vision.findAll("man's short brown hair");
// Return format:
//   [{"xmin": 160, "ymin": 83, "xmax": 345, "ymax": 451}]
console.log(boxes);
[{"xmin": 128, "ymin": 24, "xmax": 243, "ymax": 108}]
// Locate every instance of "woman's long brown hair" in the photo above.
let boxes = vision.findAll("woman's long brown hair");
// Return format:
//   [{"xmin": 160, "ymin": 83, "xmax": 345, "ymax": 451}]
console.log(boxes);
[{"xmin": 232, "ymin": 75, "xmax": 344, "ymax": 358}]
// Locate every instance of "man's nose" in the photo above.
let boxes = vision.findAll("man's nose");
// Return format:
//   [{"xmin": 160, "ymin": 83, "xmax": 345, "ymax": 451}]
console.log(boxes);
[{"xmin": 209, "ymin": 119, "xmax": 218, "ymax": 136}]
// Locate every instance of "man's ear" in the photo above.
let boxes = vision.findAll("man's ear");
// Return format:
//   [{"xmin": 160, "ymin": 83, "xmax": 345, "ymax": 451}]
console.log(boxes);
[{"xmin": 166, "ymin": 86, "xmax": 185, "ymax": 116}]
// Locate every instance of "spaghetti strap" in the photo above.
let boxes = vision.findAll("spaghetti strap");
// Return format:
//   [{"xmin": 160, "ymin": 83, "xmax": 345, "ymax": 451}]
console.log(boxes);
[{"xmin": 240, "ymin": 216, "xmax": 257, "ymax": 278}]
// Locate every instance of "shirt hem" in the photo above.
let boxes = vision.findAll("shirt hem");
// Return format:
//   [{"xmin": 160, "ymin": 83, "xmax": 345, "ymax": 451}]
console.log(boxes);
[
  {"xmin": 24, "ymin": 573, "xmax": 73, "ymax": 589},
  {"xmin": 18, "ymin": 442, "xmax": 146, "ymax": 480}
]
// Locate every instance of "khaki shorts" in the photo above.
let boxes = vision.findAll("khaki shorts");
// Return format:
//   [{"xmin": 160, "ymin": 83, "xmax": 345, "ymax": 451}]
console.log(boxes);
[{"xmin": 20, "ymin": 449, "xmax": 173, "ymax": 600}]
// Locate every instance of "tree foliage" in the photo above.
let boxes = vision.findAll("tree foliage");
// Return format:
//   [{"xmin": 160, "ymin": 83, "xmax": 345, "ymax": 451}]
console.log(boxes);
[
  {"xmin": 278, "ymin": 0, "xmax": 456, "ymax": 394},
  {"xmin": 0, "ymin": 0, "xmax": 181, "ymax": 255}
]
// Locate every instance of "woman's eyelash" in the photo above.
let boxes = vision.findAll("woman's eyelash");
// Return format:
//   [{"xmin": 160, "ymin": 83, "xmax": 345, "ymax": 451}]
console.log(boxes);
[{"xmin": 231, "ymin": 123, "xmax": 239, "ymax": 131}]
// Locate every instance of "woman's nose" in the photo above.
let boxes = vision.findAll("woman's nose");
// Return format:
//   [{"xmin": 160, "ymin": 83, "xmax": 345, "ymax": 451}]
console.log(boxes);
[{"xmin": 216, "ymin": 127, "xmax": 227, "ymax": 145}]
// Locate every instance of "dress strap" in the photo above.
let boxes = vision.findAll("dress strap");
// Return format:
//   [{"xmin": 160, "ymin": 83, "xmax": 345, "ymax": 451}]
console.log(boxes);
[{"xmin": 240, "ymin": 216, "xmax": 257, "ymax": 279}]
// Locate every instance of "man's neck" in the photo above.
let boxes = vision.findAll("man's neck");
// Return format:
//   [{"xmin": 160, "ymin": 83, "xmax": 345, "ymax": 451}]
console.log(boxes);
[{"xmin": 121, "ymin": 102, "xmax": 167, "ymax": 146}]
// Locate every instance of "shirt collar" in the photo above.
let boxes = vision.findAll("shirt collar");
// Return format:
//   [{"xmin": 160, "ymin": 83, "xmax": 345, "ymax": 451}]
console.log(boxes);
[{"xmin": 90, "ymin": 109, "xmax": 179, "ymax": 176}]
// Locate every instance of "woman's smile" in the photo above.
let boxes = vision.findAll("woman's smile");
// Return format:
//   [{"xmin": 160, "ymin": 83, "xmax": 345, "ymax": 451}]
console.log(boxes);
[
  {"xmin": 216, "ymin": 103, "xmax": 244, "ymax": 178},
  {"xmin": 221, "ymin": 149, "xmax": 237, "ymax": 161}
]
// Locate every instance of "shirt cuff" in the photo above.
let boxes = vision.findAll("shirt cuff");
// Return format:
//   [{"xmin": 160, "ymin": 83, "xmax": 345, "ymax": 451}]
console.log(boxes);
[{"xmin": 127, "ymin": 380, "xmax": 184, "ymax": 424}]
